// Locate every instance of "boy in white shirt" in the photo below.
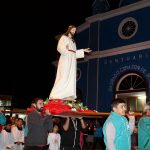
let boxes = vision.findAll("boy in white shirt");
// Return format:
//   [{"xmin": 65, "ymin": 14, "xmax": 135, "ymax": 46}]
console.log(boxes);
[{"xmin": 11, "ymin": 118, "xmax": 24, "ymax": 150}]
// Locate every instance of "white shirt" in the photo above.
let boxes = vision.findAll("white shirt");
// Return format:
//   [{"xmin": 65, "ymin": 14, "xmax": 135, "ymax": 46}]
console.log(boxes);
[
  {"xmin": 11, "ymin": 126, "xmax": 24, "ymax": 150},
  {"xmin": 47, "ymin": 132, "xmax": 61, "ymax": 150},
  {"xmin": 0, "ymin": 129, "xmax": 14, "ymax": 150}
]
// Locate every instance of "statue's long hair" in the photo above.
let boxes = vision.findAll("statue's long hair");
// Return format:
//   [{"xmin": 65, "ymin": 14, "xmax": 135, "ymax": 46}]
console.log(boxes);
[{"xmin": 63, "ymin": 25, "xmax": 76, "ymax": 42}]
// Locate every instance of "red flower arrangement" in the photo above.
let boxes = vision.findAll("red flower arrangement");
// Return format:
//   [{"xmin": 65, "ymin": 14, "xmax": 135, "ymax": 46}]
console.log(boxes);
[
  {"xmin": 42, "ymin": 99, "xmax": 72, "ymax": 114},
  {"xmin": 42, "ymin": 99, "xmax": 94, "ymax": 115}
]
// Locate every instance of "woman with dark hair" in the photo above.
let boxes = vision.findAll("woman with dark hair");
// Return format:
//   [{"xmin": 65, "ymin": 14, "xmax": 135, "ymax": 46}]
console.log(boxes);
[{"xmin": 49, "ymin": 25, "xmax": 91, "ymax": 100}]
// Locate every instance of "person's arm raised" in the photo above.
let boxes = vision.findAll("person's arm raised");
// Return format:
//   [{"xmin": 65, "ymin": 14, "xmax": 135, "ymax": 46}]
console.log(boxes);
[{"xmin": 63, "ymin": 117, "xmax": 70, "ymax": 131}]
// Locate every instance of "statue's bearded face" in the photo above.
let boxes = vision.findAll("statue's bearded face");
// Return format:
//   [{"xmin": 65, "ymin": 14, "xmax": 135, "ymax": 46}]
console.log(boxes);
[{"xmin": 69, "ymin": 27, "xmax": 76, "ymax": 37}]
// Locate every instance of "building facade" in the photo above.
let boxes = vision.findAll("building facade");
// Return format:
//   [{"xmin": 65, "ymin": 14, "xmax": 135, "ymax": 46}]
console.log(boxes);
[{"xmin": 76, "ymin": 0, "xmax": 150, "ymax": 112}]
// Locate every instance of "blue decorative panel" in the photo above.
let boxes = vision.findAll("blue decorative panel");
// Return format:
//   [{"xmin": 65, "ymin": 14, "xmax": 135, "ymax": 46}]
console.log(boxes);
[
  {"xmin": 99, "ymin": 6, "xmax": 150, "ymax": 50},
  {"xmin": 98, "ymin": 49, "xmax": 150, "ymax": 112},
  {"xmin": 76, "ymin": 28, "xmax": 90, "ymax": 49},
  {"xmin": 89, "ymin": 22, "xmax": 99, "ymax": 51},
  {"xmin": 77, "ymin": 62, "xmax": 88, "ymax": 105},
  {"xmin": 87, "ymin": 59, "xmax": 99, "ymax": 110},
  {"xmin": 120, "ymin": 0, "xmax": 141, "ymax": 7}
]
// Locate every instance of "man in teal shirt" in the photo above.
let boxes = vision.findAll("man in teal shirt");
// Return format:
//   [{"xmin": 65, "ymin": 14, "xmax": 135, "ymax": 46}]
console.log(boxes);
[
  {"xmin": 103, "ymin": 98, "xmax": 135, "ymax": 150},
  {"xmin": 138, "ymin": 102, "xmax": 150, "ymax": 150}
]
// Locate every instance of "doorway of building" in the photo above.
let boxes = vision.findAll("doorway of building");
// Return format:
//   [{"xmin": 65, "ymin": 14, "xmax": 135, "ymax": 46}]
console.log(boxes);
[{"xmin": 115, "ymin": 72, "xmax": 147, "ymax": 112}]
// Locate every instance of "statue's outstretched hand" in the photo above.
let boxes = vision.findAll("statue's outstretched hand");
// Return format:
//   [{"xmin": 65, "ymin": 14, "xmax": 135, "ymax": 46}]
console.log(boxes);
[{"xmin": 83, "ymin": 48, "xmax": 92, "ymax": 53}]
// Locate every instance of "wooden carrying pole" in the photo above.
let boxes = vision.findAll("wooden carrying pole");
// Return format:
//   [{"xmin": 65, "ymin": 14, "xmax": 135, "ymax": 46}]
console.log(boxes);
[{"xmin": 2, "ymin": 110, "xmax": 143, "ymax": 118}]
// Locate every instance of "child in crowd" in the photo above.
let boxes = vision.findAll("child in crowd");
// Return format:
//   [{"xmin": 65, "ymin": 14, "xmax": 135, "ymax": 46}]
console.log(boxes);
[
  {"xmin": 11, "ymin": 118, "xmax": 24, "ymax": 150},
  {"xmin": 47, "ymin": 124, "xmax": 61, "ymax": 150}
]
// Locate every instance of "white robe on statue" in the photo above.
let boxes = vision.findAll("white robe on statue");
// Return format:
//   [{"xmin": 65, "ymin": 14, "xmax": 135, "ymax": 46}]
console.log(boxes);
[
  {"xmin": 0, "ymin": 129, "xmax": 14, "ymax": 150},
  {"xmin": 49, "ymin": 35, "xmax": 84, "ymax": 100}
]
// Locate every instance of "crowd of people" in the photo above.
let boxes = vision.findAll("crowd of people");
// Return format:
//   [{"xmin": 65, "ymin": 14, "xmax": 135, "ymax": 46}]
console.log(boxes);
[
  {"xmin": 0, "ymin": 98, "xmax": 102, "ymax": 150},
  {"xmin": 1, "ymin": 97, "xmax": 150, "ymax": 150}
]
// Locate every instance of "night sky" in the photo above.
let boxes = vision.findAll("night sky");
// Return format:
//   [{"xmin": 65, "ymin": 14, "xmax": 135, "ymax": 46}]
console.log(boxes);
[
  {"xmin": 0, "ymin": 0, "xmax": 121, "ymax": 108},
  {"xmin": 0, "ymin": 0, "xmax": 94, "ymax": 108}
]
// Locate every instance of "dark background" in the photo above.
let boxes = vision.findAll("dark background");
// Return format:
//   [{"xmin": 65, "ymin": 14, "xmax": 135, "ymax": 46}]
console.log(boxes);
[
  {"xmin": 0, "ymin": 0, "xmax": 94, "ymax": 108},
  {"xmin": 0, "ymin": 0, "xmax": 120, "ymax": 108}
]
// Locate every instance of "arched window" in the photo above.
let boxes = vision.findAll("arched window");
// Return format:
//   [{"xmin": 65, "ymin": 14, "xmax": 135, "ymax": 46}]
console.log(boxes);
[
  {"xmin": 115, "ymin": 72, "xmax": 147, "ymax": 112},
  {"xmin": 116, "ymin": 73, "xmax": 146, "ymax": 92}
]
